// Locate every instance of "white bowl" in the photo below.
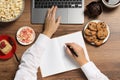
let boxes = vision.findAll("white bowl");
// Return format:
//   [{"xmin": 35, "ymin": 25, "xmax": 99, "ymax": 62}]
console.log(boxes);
[
  {"xmin": 102, "ymin": 0, "xmax": 120, "ymax": 8},
  {"xmin": 16, "ymin": 26, "xmax": 36, "ymax": 46},
  {"xmin": 83, "ymin": 20, "xmax": 110, "ymax": 46}
]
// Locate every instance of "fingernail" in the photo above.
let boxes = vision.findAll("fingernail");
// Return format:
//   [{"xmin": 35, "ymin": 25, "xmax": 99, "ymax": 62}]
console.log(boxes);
[
  {"xmin": 64, "ymin": 44, "xmax": 67, "ymax": 47},
  {"xmin": 65, "ymin": 43, "xmax": 68, "ymax": 45}
]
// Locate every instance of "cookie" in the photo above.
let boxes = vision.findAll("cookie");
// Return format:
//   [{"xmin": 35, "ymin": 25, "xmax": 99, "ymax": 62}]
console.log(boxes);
[
  {"xmin": 88, "ymin": 22, "xmax": 97, "ymax": 31},
  {"xmin": 85, "ymin": 35, "xmax": 97, "ymax": 43},
  {"xmin": 94, "ymin": 39, "xmax": 103, "ymax": 46},
  {"xmin": 84, "ymin": 28, "xmax": 96, "ymax": 36},
  {"xmin": 97, "ymin": 22, "xmax": 107, "ymax": 31},
  {"xmin": 97, "ymin": 30, "xmax": 108, "ymax": 40}
]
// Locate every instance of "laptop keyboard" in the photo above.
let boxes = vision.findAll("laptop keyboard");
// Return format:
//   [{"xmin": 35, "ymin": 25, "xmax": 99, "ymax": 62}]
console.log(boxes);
[{"xmin": 34, "ymin": 0, "xmax": 82, "ymax": 8}]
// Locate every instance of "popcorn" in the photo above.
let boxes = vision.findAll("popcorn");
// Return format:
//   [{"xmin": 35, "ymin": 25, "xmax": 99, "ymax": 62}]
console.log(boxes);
[{"xmin": 0, "ymin": 0, "xmax": 24, "ymax": 22}]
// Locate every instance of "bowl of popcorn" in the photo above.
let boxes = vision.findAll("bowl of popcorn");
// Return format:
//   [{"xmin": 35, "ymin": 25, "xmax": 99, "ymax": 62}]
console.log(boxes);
[{"xmin": 0, "ymin": 0, "xmax": 25, "ymax": 22}]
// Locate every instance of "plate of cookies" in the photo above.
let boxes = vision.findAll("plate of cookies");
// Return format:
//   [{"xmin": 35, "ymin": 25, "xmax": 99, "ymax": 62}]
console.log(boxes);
[{"xmin": 83, "ymin": 20, "xmax": 110, "ymax": 46}]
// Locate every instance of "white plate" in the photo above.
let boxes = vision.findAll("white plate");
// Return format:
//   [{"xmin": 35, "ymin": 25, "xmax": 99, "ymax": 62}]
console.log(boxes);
[
  {"xmin": 83, "ymin": 20, "xmax": 110, "ymax": 45},
  {"xmin": 16, "ymin": 26, "xmax": 35, "ymax": 45}
]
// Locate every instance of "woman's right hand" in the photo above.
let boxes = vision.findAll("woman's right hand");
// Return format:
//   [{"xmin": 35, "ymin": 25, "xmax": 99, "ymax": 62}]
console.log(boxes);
[{"xmin": 66, "ymin": 43, "xmax": 88, "ymax": 66}]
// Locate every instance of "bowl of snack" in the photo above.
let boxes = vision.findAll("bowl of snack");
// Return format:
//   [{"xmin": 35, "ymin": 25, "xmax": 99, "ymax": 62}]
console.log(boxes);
[
  {"xmin": 102, "ymin": 0, "xmax": 120, "ymax": 8},
  {"xmin": 16, "ymin": 26, "xmax": 36, "ymax": 46},
  {"xmin": 83, "ymin": 20, "xmax": 110, "ymax": 46},
  {"xmin": 0, "ymin": 35, "xmax": 16, "ymax": 60},
  {"xmin": 0, "ymin": 0, "xmax": 25, "ymax": 22}
]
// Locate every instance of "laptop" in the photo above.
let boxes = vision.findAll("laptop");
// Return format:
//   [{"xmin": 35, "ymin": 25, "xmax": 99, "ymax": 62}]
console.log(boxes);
[{"xmin": 32, "ymin": 0, "xmax": 84, "ymax": 24}]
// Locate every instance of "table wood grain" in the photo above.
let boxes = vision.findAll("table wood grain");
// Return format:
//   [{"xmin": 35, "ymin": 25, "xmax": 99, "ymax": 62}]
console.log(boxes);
[{"xmin": 0, "ymin": 0, "xmax": 120, "ymax": 80}]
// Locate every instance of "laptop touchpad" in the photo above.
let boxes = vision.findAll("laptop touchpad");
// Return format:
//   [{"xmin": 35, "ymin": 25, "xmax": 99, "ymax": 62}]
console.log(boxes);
[
  {"xmin": 68, "ymin": 9, "xmax": 84, "ymax": 24},
  {"xmin": 56, "ymin": 9, "xmax": 68, "ymax": 24}
]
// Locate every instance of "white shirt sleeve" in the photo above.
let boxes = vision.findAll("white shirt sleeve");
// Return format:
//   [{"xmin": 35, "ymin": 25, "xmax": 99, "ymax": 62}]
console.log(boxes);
[
  {"xmin": 81, "ymin": 61, "xmax": 109, "ymax": 80},
  {"xmin": 14, "ymin": 34, "xmax": 51, "ymax": 80}
]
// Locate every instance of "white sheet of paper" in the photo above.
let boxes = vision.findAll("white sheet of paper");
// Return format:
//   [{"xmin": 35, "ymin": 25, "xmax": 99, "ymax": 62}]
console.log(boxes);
[{"xmin": 40, "ymin": 31, "xmax": 90, "ymax": 77}]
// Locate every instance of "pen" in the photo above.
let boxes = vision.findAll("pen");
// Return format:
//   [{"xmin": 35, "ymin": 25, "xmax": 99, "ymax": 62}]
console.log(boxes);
[{"xmin": 66, "ymin": 45, "xmax": 78, "ymax": 57}]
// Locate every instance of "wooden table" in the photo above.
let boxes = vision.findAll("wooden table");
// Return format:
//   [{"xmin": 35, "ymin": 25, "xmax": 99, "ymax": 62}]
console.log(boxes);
[{"xmin": 0, "ymin": 0, "xmax": 120, "ymax": 80}]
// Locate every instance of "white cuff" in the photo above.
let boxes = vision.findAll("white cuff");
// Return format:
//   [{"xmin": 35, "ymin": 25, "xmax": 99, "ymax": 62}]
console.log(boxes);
[
  {"xmin": 81, "ymin": 61, "xmax": 100, "ymax": 77},
  {"xmin": 35, "ymin": 34, "xmax": 51, "ymax": 49},
  {"xmin": 81, "ymin": 61, "xmax": 109, "ymax": 80}
]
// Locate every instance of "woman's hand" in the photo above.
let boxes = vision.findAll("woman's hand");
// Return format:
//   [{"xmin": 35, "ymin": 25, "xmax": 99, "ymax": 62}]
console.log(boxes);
[
  {"xmin": 66, "ymin": 43, "xmax": 88, "ymax": 66},
  {"xmin": 43, "ymin": 6, "xmax": 61, "ymax": 38}
]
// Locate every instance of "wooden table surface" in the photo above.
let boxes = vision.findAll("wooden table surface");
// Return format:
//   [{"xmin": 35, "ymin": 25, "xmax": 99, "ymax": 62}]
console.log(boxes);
[{"xmin": 0, "ymin": 0, "xmax": 120, "ymax": 80}]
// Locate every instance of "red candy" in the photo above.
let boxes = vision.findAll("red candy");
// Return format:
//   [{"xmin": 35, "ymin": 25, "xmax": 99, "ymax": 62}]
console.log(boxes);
[{"xmin": 0, "ymin": 41, "xmax": 6, "ymax": 49}]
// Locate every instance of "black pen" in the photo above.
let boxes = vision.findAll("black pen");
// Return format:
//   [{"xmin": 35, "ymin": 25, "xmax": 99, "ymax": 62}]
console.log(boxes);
[{"xmin": 66, "ymin": 45, "xmax": 78, "ymax": 57}]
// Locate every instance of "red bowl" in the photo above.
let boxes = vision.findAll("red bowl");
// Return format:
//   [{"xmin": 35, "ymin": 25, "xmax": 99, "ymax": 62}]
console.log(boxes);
[{"xmin": 0, "ymin": 35, "xmax": 16, "ymax": 60}]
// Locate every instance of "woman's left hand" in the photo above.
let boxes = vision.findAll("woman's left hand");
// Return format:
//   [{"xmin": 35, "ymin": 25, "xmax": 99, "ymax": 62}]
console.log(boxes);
[{"xmin": 43, "ymin": 6, "xmax": 61, "ymax": 38}]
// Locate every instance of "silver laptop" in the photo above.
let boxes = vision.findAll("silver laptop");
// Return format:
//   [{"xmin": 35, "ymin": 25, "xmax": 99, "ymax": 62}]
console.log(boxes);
[{"xmin": 32, "ymin": 0, "xmax": 84, "ymax": 24}]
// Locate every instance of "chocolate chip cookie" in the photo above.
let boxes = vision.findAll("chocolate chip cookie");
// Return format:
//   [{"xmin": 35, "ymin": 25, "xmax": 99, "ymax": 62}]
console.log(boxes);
[
  {"xmin": 88, "ymin": 22, "xmax": 97, "ymax": 31},
  {"xmin": 97, "ymin": 22, "xmax": 107, "ymax": 31},
  {"xmin": 84, "ymin": 28, "xmax": 96, "ymax": 36},
  {"xmin": 97, "ymin": 30, "xmax": 108, "ymax": 40},
  {"xmin": 94, "ymin": 39, "xmax": 103, "ymax": 46},
  {"xmin": 85, "ymin": 35, "xmax": 97, "ymax": 43}
]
